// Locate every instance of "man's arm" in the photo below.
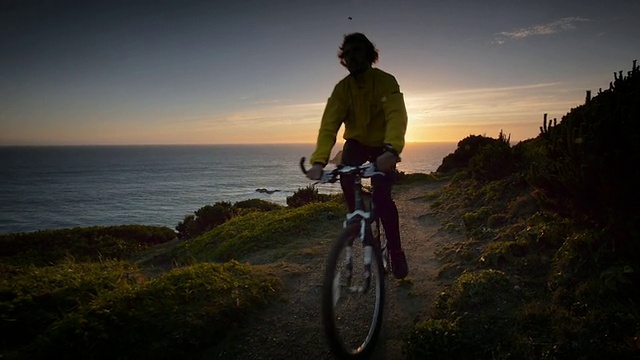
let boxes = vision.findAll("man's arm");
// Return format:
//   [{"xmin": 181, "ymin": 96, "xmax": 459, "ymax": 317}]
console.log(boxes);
[
  {"xmin": 381, "ymin": 77, "xmax": 408, "ymax": 154},
  {"xmin": 310, "ymin": 84, "xmax": 346, "ymax": 165}
]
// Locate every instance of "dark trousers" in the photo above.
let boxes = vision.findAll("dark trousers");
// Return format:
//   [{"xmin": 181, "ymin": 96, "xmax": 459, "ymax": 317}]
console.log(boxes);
[{"xmin": 339, "ymin": 139, "xmax": 403, "ymax": 252}]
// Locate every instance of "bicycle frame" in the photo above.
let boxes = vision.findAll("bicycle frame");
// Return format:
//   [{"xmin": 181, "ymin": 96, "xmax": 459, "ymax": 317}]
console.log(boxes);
[
  {"xmin": 344, "ymin": 174, "xmax": 374, "ymax": 243},
  {"xmin": 299, "ymin": 157, "xmax": 385, "ymax": 292}
]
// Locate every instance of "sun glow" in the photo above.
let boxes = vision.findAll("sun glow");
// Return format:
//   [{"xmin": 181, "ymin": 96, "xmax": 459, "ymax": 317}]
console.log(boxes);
[{"xmin": 403, "ymin": 82, "xmax": 583, "ymax": 143}]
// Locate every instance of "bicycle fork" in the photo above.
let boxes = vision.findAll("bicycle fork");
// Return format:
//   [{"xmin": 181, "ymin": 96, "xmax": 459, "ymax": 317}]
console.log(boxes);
[
  {"xmin": 342, "ymin": 175, "xmax": 374, "ymax": 294},
  {"xmin": 342, "ymin": 222, "xmax": 374, "ymax": 293}
]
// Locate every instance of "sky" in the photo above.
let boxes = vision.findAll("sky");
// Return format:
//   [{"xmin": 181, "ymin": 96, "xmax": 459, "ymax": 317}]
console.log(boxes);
[{"xmin": 1, "ymin": 0, "xmax": 639, "ymax": 146}]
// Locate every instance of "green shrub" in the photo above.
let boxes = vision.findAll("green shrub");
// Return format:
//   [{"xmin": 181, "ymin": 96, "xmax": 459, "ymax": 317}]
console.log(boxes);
[
  {"xmin": 175, "ymin": 201, "xmax": 234, "ymax": 239},
  {"xmin": 461, "ymin": 206, "xmax": 492, "ymax": 230},
  {"xmin": 530, "ymin": 61, "xmax": 640, "ymax": 234},
  {"xmin": 176, "ymin": 201, "xmax": 343, "ymax": 262},
  {"xmin": 418, "ymin": 63, "xmax": 640, "ymax": 359},
  {"xmin": 551, "ymin": 230, "xmax": 613, "ymax": 286},
  {"xmin": 514, "ymin": 217, "xmax": 569, "ymax": 250},
  {"xmin": 395, "ymin": 171, "xmax": 442, "ymax": 184},
  {"xmin": 176, "ymin": 200, "xmax": 284, "ymax": 240},
  {"xmin": 0, "ymin": 225, "xmax": 176, "ymax": 265},
  {"xmin": 0, "ymin": 260, "xmax": 143, "ymax": 353},
  {"xmin": 480, "ymin": 240, "xmax": 527, "ymax": 268},
  {"xmin": 487, "ymin": 213, "xmax": 507, "ymax": 227},
  {"xmin": 286, "ymin": 185, "xmax": 332, "ymax": 208},
  {"xmin": 438, "ymin": 269, "xmax": 511, "ymax": 311},
  {"xmin": 232, "ymin": 199, "xmax": 283, "ymax": 214},
  {"xmin": 437, "ymin": 134, "xmax": 506, "ymax": 174},
  {"xmin": 2, "ymin": 260, "xmax": 282, "ymax": 359},
  {"xmin": 404, "ymin": 319, "xmax": 461, "ymax": 359},
  {"xmin": 467, "ymin": 131, "xmax": 514, "ymax": 181}
]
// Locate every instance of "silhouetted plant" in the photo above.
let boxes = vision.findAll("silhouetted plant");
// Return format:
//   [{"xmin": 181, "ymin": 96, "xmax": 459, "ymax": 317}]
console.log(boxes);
[
  {"xmin": 437, "ymin": 133, "xmax": 509, "ymax": 174},
  {"xmin": 232, "ymin": 199, "xmax": 283, "ymax": 215},
  {"xmin": 0, "ymin": 225, "xmax": 176, "ymax": 265},
  {"xmin": 286, "ymin": 185, "xmax": 331, "ymax": 208},
  {"xmin": 1, "ymin": 260, "xmax": 282, "ymax": 359},
  {"xmin": 529, "ymin": 60, "xmax": 640, "ymax": 236},
  {"xmin": 176, "ymin": 202, "xmax": 233, "ymax": 239},
  {"xmin": 468, "ymin": 130, "xmax": 514, "ymax": 181}
]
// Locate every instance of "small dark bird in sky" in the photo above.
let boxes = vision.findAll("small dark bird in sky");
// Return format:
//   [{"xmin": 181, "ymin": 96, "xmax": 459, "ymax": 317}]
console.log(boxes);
[{"xmin": 348, "ymin": 17, "xmax": 352, "ymax": 20}]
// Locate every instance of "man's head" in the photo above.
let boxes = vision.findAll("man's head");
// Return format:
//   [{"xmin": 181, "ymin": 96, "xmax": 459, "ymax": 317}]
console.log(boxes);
[{"xmin": 338, "ymin": 33, "xmax": 378, "ymax": 75}]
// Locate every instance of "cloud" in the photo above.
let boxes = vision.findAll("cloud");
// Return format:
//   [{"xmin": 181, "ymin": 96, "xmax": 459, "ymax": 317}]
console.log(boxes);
[
  {"xmin": 162, "ymin": 101, "xmax": 326, "ymax": 135},
  {"xmin": 404, "ymin": 82, "xmax": 580, "ymax": 126},
  {"xmin": 494, "ymin": 17, "xmax": 589, "ymax": 44},
  {"xmin": 404, "ymin": 82, "xmax": 587, "ymax": 142},
  {"xmin": 254, "ymin": 98, "xmax": 285, "ymax": 105}
]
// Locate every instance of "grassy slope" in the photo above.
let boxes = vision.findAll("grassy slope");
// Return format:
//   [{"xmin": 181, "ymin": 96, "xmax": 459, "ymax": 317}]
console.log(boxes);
[
  {"xmin": 0, "ymin": 200, "xmax": 344, "ymax": 359},
  {"xmin": 401, "ymin": 63, "xmax": 640, "ymax": 359},
  {"xmin": 403, "ymin": 167, "xmax": 640, "ymax": 358},
  {"xmin": 1, "ymin": 170, "xmax": 638, "ymax": 359}
]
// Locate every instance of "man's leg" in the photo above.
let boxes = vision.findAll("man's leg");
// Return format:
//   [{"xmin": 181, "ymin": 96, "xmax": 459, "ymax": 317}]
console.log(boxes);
[
  {"xmin": 339, "ymin": 140, "xmax": 368, "ymax": 212},
  {"xmin": 372, "ymin": 173, "xmax": 408, "ymax": 279}
]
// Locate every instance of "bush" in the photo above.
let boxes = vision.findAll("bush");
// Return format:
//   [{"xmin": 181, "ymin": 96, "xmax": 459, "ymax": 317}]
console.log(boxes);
[
  {"xmin": 395, "ymin": 171, "xmax": 441, "ymax": 184},
  {"xmin": 176, "ymin": 201, "xmax": 234, "ymax": 239},
  {"xmin": 176, "ymin": 200, "xmax": 284, "ymax": 240},
  {"xmin": 530, "ymin": 61, "xmax": 640, "ymax": 231},
  {"xmin": 232, "ymin": 199, "xmax": 283, "ymax": 215},
  {"xmin": 438, "ymin": 269, "xmax": 511, "ymax": 311},
  {"xmin": 411, "ymin": 62, "xmax": 640, "ymax": 359},
  {"xmin": 0, "ymin": 260, "xmax": 143, "ymax": 354},
  {"xmin": 437, "ymin": 134, "xmax": 505, "ymax": 174},
  {"xmin": 286, "ymin": 185, "xmax": 332, "ymax": 208},
  {"xmin": 404, "ymin": 319, "xmax": 461, "ymax": 359},
  {"xmin": 467, "ymin": 131, "xmax": 514, "ymax": 181},
  {"xmin": 176, "ymin": 201, "xmax": 344, "ymax": 262},
  {"xmin": 1, "ymin": 260, "xmax": 282, "ymax": 359},
  {"xmin": 0, "ymin": 225, "xmax": 176, "ymax": 265}
]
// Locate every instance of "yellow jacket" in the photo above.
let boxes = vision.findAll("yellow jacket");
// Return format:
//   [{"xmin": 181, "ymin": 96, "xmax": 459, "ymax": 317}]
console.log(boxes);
[{"xmin": 310, "ymin": 67, "xmax": 408, "ymax": 165}]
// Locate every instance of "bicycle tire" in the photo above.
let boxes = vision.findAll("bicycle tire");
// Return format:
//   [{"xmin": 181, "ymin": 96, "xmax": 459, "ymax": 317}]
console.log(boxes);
[{"xmin": 321, "ymin": 223, "xmax": 385, "ymax": 359}]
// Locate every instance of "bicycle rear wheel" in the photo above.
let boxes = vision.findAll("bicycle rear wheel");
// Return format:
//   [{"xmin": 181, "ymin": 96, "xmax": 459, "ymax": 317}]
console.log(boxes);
[{"xmin": 321, "ymin": 223, "xmax": 385, "ymax": 359}]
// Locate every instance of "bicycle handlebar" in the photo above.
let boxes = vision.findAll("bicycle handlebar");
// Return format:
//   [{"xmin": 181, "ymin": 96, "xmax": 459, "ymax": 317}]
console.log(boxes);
[{"xmin": 299, "ymin": 157, "xmax": 385, "ymax": 184}]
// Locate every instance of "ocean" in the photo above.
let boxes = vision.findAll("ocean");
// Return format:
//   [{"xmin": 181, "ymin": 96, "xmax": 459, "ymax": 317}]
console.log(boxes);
[{"xmin": 0, "ymin": 142, "xmax": 456, "ymax": 234}]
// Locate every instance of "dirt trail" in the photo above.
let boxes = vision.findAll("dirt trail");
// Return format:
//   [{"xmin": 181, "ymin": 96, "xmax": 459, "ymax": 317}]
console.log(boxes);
[{"xmin": 211, "ymin": 180, "xmax": 463, "ymax": 359}]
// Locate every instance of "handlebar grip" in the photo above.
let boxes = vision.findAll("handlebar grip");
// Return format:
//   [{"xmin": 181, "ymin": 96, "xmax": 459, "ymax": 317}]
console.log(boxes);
[{"xmin": 299, "ymin": 157, "xmax": 308, "ymax": 174}]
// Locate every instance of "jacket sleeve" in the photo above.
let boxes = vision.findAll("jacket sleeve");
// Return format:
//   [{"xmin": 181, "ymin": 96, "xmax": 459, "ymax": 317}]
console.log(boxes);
[
  {"xmin": 381, "ymin": 79, "xmax": 408, "ymax": 154},
  {"xmin": 310, "ymin": 84, "xmax": 346, "ymax": 165}
]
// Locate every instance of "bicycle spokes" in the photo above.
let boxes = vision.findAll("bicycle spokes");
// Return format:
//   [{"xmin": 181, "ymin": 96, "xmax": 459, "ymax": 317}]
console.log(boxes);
[
  {"xmin": 333, "ymin": 245, "xmax": 371, "ymax": 307},
  {"xmin": 323, "ymin": 228, "xmax": 385, "ymax": 357}
]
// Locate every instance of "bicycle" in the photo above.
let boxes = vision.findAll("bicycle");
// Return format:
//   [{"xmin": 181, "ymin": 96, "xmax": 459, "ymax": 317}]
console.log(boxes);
[{"xmin": 300, "ymin": 157, "xmax": 391, "ymax": 359}]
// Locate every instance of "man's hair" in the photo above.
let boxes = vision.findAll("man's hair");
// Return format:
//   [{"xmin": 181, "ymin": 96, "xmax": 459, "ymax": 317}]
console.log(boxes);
[{"xmin": 338, "ymin": 33, "xmax": 379, "ymax": 68}]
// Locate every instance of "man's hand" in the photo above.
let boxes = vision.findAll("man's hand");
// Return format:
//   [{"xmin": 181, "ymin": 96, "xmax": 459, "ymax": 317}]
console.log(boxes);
[
  {"xmin": 376, "ymin": 151, "xmax": 398, "ymax": 173},
  {"xmin": 306, "ymin": 163, "xmax": 324, "ymax": 180}
]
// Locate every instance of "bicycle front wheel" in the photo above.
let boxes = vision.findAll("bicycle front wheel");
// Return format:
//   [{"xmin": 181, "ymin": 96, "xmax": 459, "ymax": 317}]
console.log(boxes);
[
  {"xmin": 373, "ymin": 218, "xmax": 391, "ymax": 275},
  {"xmin": 321, "ymin": 223, "xmax": 385, "ymax": 359}
]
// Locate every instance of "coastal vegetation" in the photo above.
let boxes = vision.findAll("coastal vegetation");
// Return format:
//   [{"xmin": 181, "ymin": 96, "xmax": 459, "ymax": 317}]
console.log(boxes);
[
  {"xmin": 0, "ymin": 189, "xmax": 346, "ymax": 359},
  {"xmin": 0, "ymin": 225, "xmax": 176, "ymax": 266},
  {"xmin": 404, "ymin": 60, "xmax": 640, "ymax": 359},
  {"xmin": 1, "ymin": 60, "xmax": 638, "ymax": 358}
]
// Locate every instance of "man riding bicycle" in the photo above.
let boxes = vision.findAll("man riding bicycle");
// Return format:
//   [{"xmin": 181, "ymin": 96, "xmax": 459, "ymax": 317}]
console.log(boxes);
[{"xmin": 306, "ymin": 32, "xmax": 409, "ymax": 279}]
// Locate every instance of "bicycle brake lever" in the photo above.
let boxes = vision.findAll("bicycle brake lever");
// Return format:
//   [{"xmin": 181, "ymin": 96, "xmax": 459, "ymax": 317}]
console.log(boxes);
[
  {"xmin": 300, "ymin": 156, "xmax": 339, "ymax": 183},
  {"xmin": 299, "ymin": 157, "xmax": 308, "ymax": 174}
]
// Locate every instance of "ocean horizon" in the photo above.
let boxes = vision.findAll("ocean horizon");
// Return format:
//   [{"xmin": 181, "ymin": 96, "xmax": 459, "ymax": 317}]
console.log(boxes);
[{"xmin": 0, "ymin": 142, "xmax": 457, "ymax": 234}]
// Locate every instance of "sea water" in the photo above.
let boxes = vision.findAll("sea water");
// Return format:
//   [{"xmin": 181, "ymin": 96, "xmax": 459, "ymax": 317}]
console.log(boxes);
[{"xmin": 0, "ymin": 142, "xmax": 456, "ymax": 234}]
